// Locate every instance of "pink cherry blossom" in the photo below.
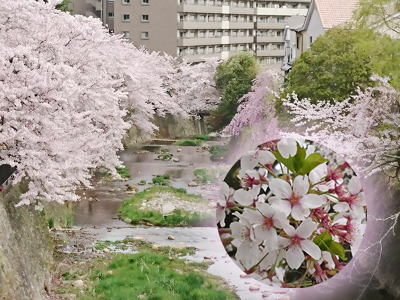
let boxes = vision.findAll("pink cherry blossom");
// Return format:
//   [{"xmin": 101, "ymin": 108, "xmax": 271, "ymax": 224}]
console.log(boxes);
[
  {"xmin": 216, "ymin": 182, "xmax": 236, "ymax": 227},
  {"xmin": 269, "ymin": 175, "xmax": 327, "ymax": 221},
  {"xmin": 282, "ymin": 218, "xmax": 321, "ymax": 269}
]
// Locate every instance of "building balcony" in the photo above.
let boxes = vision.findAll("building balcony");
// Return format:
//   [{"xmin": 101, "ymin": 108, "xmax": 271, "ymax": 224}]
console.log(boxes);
[
  {"xmin": 229, "ymin": 7, "xmax": 255, "ymax": 14},
  {"xmin": 256, "ymin": 49, "xmax": 285, "ymax": 57},
  {"xmin": 229, "ymin": 21, "xmax": 255, "ymax": 29},
  {"xmin": 178, "ymin": 4, "xmax": 223, "ymax": 13},
  {"xmin": 177, "ymin": 37, "xmax": 223, "ymax": 46},
  {"xmin": 255, "ymin": 36, "xmax": 284, "ymax": 43},
  {"xmin": 255, "ymin": 22, "xmax": 286, "ymax": 30},
  {"xmin": 256, "ymin": 7, "xmax": 309, "ymax": 16},
  {"xmin": 229, "ymin": 36, "xmax": 254, "ymax": 44},
  {"xmin": 178, "ymin": 21, "xmax": 224, "ymax": 29}
]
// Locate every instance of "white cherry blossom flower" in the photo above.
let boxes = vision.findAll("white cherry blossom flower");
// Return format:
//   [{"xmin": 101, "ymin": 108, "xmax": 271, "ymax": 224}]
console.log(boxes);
[
  {"xmin": 230, "ymin": 212, "xmax": 260, "ymax": 269},
  {"xmin": 269, "ymin": 175, "xmax": 327, "ymax": 221},
  {"xmin": 244, "ymin": 202, "xmax": 288, "ymax": 250},
  {"xmin": 234, "ymin": 185, "xmax": 261, "ymax": 206},
  {"xmin": 277, "ymin": 138, "xmax": 297, "ymax": 158},
  {"xmin": 281, "ymin": 218, "xmax": 321, "ymax": 269},
  {"xmin": 216, "ymin": 182, "xmax": 235, "ymax": 227}
]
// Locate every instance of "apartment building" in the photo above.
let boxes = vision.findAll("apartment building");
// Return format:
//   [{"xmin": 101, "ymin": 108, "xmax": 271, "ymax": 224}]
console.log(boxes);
[{"xmin": 70, "ymin": 0, "xmax": 310, "ymax": 68}]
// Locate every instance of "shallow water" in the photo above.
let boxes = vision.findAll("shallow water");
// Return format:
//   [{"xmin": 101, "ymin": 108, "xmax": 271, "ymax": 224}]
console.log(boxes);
[{"xmin": 73, "ymin": 143, "xmax": 292, "ymax": 299}]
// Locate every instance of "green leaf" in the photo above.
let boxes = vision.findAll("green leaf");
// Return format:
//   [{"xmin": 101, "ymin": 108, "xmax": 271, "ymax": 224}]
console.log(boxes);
[
  {"xmin": 313, "ymin": 230, "xmax": 332, "ymax": 246},
  {"xmin": 326, "ymin": 240, "xmax": 347, "ymax": 261},
  {"xmin": 272, "ymin": 143, "xmax": 328, "ymax": 176},
  {"xmin": 313, "ymin": 232, "xmax": 347, "ymax": 261},
  {"xmin": 299, "ymin": 153, "xmax": 328, "ymax": 175},
  {"xmin": 272, "ymin": 142, "xmax": 306, "ymax": 174}
]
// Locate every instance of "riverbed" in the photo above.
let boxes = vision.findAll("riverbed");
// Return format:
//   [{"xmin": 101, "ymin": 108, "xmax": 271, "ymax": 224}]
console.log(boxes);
[{"xmin": 71, "ymin": 143, "xmax": 293, "ymax": 300}]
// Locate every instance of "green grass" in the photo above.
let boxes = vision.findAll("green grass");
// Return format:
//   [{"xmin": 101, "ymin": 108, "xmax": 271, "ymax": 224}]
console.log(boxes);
[
  {"xmin": 66, "ymin": 214, "xmax": 73, "ymax": 228},
  {"xmin": 93, "ymin": 252, "xmax": 236, "ymax": 300},
  {"xmin": 174, "ymin": 140, "xmax": 204, "ymax": 146},
  {"xmin": 194, "ymin": 135, "xmax": 210, "ymax": 141},
  {"xmin": 158, "ymin": 153, "xmax": 173, "ymax": 160},
  {"xmin": 48, "ymin": 217, "xmax": 54, "ymax": 229},
  {"xmin": 115, "ymin": 166, "xmax": 131, "ymax": 179},
  {"xmin": 152, "ymin": 174, "xmax": 170, "ymax": 186},
  {"xmin": 53, "ymin": 240, "xmax": 238, "ymax": 300},
  {"xmin": 119, "ymin": 186, "xmax": 215, "ymax": 227},
  {"xmin": 102, "ymin": 166, "xmax": 131, "ymax": 180}
]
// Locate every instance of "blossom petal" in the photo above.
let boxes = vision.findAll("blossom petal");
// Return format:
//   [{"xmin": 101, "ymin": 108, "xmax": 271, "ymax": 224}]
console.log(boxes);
[
  {"xmin": 293, "ymin": 175, "xmax": 309, "ymax": 197},
  {"xmin": 300, "ymin": 194, "xmax": 327, "ymax": 208},
  {"xmin": 272, "ymin": 211, "xmax": 288, "ymax": 229},
  {"xmin": 283, "ymin": 223, "xmax": 296, "ymax": 237},
  {"xmin": 301, "ymin": 239, "xmax": 321, "ymax": 260},
  {"xmin": 230, "ymin": 221, "xmax": 248, "ymax": 245},
  {"xmin": 255, "ymin": 226, "xmax": 278, "ymax": 250},
  {"xmin": 241, "ymin": 152, "xmax": 259, "ymax": 171},
  {"xmin": 334, "ymin": 202, "xmax": 350, "ymax": 212},
  {"xmin": 216, "ymin": 205, "xmax": 226, "ymax": 227},
  {"xmin": 286, "ymin": 246, "xmax": 304, "ymax": 269},
  {"xmin": 277, "ymin": 138, "xmax": 298, "ymax": 159},
  {"xmin": 256, "ymin": 202, "xmax": 275, "ymax": 217},
  {"xmin": 234, "ymin": 187, "xmax": 259, "ymax": 206},
  {"xmin": 269, "ymin": 178, "xmax": 292, "ymax": 199},
  {"xmin": 296, "ymin": 217, "xmax": 318, "ymax": 238},
  {"xmin": 275, "ymin": 199, "xmax": 292, "ymax": 216},
  {"xmin": 348, "ymin": 177, "xmax": 362, "ymax": 195},
  {"xmin": 258, "ymin": 150, "xmax": 276, "ymax": 165},
  {"xmin": 291, "ymin": 205, "xmax": 309, "ymax": 221},
  {"xmin": 309, "ymin": 163, "xmax": 327, "ymax": 184}
]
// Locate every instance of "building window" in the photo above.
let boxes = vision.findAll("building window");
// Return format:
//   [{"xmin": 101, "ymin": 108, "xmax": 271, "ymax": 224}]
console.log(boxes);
[
  {"xmin": 123, "ymin": 14, "xmax": 130, "ymax": 21},
  {"xmin": 122, "ymin": 0, "xmax": 130, "ymax": 3},
  {"xmin": 310, "ymin": 36, "xmax": 313, "ymax": 45},
  {"xmin": 142, "ymin": 0, "xmax": 149, "ymax": 3},
  {"xmin": 141, "ymin": 31, "xmax": 149, "ymax": 39},
  {"xmin": 108, "ymin": 11, "xmax": 114, "ymax": 18},
  {"xmin": 142, "ymin": 14, "xmax": 149, "ymax": 22},
  {"xmin": 296, "ymin": 36, "xmax": 300, "ymax": 49},
  {"xmin": 123, "ymin": 31, "xmax": 130, "ymax": 38}
]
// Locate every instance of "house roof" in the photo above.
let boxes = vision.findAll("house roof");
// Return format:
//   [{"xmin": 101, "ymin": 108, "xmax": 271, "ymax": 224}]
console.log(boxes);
[
  {"xmin": 315, "ymin": 0, "xmax": 359, "ymax": 29},
  {"xmin": 296, "ymin": 0, "xmax": 359, "ymax": 31}
]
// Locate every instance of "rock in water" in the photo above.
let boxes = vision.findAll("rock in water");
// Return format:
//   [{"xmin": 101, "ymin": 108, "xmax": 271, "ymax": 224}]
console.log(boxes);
[{"xmin": 123, "ymin": 218, "xmax": 132, "ymax": 224}]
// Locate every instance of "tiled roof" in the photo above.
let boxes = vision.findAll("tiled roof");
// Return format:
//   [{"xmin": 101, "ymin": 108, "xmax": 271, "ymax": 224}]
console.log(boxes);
[{"xmin": 315, "ymin": 0, "xmax": 359, "ymax": 28}]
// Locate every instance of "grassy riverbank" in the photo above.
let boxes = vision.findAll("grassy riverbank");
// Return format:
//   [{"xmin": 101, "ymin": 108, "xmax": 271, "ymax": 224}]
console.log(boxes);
[
  {"xmin": 53, "ymin": 239, "xmax": 239, "ymax": 300},
  {"xmin": 119, "ymin": 186, "xmax": 215, "ymax": 227}
]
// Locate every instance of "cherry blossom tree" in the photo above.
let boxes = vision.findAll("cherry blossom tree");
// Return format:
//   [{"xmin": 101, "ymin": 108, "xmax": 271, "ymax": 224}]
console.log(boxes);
[
  {"xmin": 282, "ymin": 75, "xmax": 400, "ymax": 178},
  {"xmin": 224, "ymin": 70, "xmax": 282, "ymax": 142},
  {"xmin": 0, "ymin": 0, "xmax": 206, "ymax": 207},
  {"xmin": 166, "ymin": 57, "xmax": 221, "ymax": 116}
]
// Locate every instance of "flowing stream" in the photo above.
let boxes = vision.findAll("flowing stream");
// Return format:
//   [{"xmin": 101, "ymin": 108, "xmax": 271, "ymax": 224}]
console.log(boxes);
[{"xmin": 71, "ymin": 143, "xmax": 292, "ymax": 300}]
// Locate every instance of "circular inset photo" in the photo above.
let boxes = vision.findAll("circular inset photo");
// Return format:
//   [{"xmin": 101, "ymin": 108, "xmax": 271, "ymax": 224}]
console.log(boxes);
[{"xmin": 217, "ymin": 138, "xmax": 367, "ymax": 288}]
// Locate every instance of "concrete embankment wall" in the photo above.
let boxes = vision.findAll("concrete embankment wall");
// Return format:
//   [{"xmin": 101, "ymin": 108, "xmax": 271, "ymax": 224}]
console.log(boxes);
[
  {"xmin": 0, "ymin": 182, "xmax": 72, "ymax": 300},
  {"xmin": 123, "ymin": 114, "xmax": 205, "ymax": 147}
]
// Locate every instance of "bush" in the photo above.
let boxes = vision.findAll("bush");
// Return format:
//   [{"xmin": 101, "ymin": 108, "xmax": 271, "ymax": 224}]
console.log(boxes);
[
  {"xmin": 193, "ymin": 135, "xmax": 210, "ymax": 141},
  {"xmin": 174, "ymin": 140, "xmax": 204, "ymax": 146},
  {"xmin": 152, "ymin": 174, "xmax": 170, "ymax": 186}
]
